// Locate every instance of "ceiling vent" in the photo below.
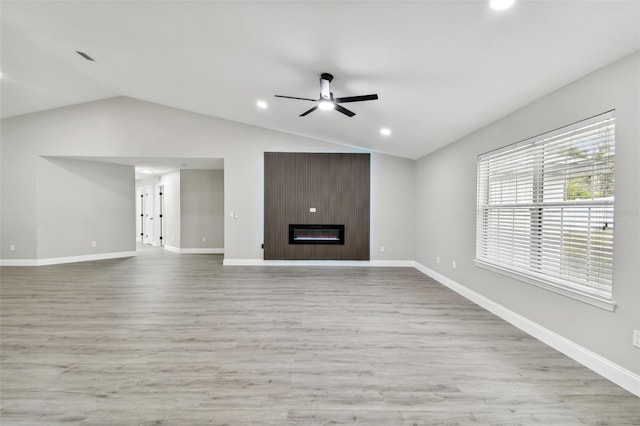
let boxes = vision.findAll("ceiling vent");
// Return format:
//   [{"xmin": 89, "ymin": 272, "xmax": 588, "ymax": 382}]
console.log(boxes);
[{"xmin": 75, "ymin": 51, "xmax": 95, "ymax": 62}]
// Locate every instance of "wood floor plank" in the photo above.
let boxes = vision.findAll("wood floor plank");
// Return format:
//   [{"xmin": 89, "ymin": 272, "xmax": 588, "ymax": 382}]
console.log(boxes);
[{"xmin": 1, "ymin": 245, "xmax": 639, "ymax": 425}]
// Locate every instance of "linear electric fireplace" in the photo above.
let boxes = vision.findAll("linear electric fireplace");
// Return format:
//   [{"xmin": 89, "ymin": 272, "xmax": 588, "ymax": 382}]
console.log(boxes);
[{"xmin": 289, "ymin": 224, "xmax": 345, "ymax": 245}]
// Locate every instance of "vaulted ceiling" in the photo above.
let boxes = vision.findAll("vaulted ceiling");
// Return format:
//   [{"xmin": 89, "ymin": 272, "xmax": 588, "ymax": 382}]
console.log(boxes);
[{"xmin": 1, "ymin": 1, "xmax": 638, "ymax": 159}]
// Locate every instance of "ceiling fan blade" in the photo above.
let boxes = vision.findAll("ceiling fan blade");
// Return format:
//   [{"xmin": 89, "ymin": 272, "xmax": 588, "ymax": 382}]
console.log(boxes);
[
  {"xmin": 335, "ymin": 104, "xmax": 356, "ymax": 117},
  {"xmin": 299, "ymin": 106, "xmax": 319, "ymax": 117},
  {"xmin": 275, "ymin": 95, "xmax": 318, "ymax": 102},
  {"xmin": 334, "ymin": 94, "xmax": 379, "ymax": 104}
]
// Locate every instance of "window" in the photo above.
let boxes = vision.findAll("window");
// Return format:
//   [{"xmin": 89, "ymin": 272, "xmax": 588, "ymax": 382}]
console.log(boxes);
[{"xmin": 475, "ymin": 111, "xmax": 616, "ymax": 309}]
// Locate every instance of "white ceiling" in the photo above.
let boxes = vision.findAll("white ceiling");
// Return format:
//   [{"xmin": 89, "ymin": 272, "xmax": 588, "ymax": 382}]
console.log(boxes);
[{"xmin": 1, "ymin": 1, "xmax": 638, "ymax": 159}]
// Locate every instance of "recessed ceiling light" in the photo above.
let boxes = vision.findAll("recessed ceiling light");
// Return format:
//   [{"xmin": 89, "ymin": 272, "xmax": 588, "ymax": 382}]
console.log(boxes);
[
  {"xmin": 490, "ymin": 0, "xmax": 515, "ymax": 11},
  {"xmin": 318, "ymin": 100, "xmax": 335, "ymax": 111},
  {"xmin": 380, "ymin": 128, "xmax": 391, "ymax": 136},
  {"xmin": 256, "ymin": 100, "xmax": 268, "ymax": 109}
]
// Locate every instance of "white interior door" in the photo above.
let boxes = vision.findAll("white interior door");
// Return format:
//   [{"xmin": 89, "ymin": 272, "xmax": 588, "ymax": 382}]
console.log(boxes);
[
  {"xmin": 156, "ymin": 186, "xmax": 165, "ymax": 246},
  {"xmin": 143, "ymin": 185, "xmax": 154, "ymax": 244},
  {"xmin": 136, "ymin": 188, "xmax": 143, "ymax": 241}
]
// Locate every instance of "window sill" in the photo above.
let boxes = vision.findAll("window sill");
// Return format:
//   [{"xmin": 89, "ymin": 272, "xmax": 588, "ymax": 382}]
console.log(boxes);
[{"xmin": 474, "ymin": 259, "xmax": 616, "ymax": 312}]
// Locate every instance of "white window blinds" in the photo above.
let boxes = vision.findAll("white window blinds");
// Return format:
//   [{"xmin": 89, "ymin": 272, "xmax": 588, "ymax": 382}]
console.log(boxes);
[{"xmin": 476, "ymin": 111, "xmax": 615, "ymax": 302}]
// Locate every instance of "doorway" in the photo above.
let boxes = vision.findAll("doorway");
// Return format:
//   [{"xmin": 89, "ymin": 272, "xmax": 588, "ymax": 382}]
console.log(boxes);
[
  {"xmin": 133, "ymin": 158, "xmax": 224, "ymax": 254},
  {"xmin": 137, "ymin": 184, "xmax": 166, "ymax": 247}
]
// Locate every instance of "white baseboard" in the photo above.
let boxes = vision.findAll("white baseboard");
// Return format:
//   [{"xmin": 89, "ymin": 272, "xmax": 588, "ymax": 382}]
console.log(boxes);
[
  {"xmin": 413, "ymin": 262, "xmax": 640, "ymax": 398},
  {"xmin": 222, "ymin": 259, "xmax": 414, "ymax": 267},
  {"xmin": 1, "ymin": 251, "xmax": 137, "ymax": 267},
  {"xmin": 164, "ymin": 246, "xmax": 223, "ymax": 254},
  {"xmin": 223, "ymin": 258, "xmax": 264, "ymax": 266},
  {"xmin": 0, "ymin": 258, "xmax": 39, "ymax": 266},
  {"xmin": 180, "ymin": 248, "xmax": 224, "ymax": 254},
  {"xmin": 369, "ymin": 260, "xmax": 415, "ymax": 267}
]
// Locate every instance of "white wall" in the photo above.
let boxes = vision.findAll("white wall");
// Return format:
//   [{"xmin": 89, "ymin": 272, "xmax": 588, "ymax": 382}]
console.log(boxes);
[
  {"xmin": 0, "ymin": 97, "xmax": 414, "ymax": 263},
  {"xmin": 162, "ymin": 171, "xmax": 181, "ymax": 250},
  {"xmin": 371, "ymin": 154, "xmax": 415, "ymax": 261},
  {"xmin": 414, "ymin": 52, "xmax": 640, "ymax": 375},
  {"xmin": 180, "ymin": 169, "xmax": 224, "ymax": 250},
  {"xmin": 0, "ymin": 120, "xmax": 37, "ymax": 259},
  {"xmin": 36, "ymin": 157, "xmax": 135, "ymax": 259}
]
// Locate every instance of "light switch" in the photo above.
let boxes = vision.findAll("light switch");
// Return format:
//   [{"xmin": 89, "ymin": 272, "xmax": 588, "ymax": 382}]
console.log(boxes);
[{"xmin": 310, "ymin": 208, "xmax": 316, "ymax": 213}]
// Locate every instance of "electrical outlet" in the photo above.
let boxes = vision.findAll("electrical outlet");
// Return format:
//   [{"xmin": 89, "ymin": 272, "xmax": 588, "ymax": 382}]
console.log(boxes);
[
  {"xmin": 9, "ymin": 245, "xmax": 15, "ymax": 252},
  {"xmin": 452, "ymin": 260, "xmax": 457, "ymax": 270},
  {"xmin": 380, "ymin": 246, "xmax": 385, "ymax": 253},
  {"xmin": 202, "ymin": 237, "xmax": 206, "ymax": 243},
  {"xmin": 436, "ymin": 256, "xmax": 440, "ymax": 264},
  {"xmin": 91, "ymin": 241, "xmax": 97, "ymax": 248},
  {"xmin": 633, "ymin": 329, "xmax": 640, "ymax": 349}
]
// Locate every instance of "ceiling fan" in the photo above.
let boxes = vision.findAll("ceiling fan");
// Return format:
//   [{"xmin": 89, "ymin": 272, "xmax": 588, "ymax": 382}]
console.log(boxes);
[{"xmin": 275, "ymin": 73, "xmax": 378, "ymax": 117}]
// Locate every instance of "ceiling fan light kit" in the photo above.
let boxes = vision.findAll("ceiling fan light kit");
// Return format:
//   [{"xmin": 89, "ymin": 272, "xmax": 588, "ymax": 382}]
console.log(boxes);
[
  {"xmin": 275, "ymin": 73, "xmax": 378, "ymax": 118},
  {"xmin": 318, "ymin": 100, "xmax": 335, "ymax": 111}
]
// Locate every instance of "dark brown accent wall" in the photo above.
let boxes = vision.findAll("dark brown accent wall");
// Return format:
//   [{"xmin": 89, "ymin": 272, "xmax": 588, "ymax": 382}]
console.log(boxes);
[{"xmin": 264, "ymin": 152, "xmax": 370, "ymax": 260}]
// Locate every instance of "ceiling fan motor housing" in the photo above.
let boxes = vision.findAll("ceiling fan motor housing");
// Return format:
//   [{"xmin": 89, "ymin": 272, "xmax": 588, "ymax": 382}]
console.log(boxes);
[{"xmin": 320, "ymin": 73, "xmax": 333, "ymax": 100}]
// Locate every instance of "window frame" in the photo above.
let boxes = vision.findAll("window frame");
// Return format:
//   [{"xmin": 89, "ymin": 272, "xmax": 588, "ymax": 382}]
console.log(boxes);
[{"xmin": 475, "ymin": 111, "xmax": 616, "ymax": 311}]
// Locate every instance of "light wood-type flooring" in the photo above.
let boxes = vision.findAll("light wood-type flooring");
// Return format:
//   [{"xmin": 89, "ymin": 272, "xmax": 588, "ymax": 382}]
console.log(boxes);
[{"xmin": 1, "ymin": 245, "xmax": 639, "ymax": 425}]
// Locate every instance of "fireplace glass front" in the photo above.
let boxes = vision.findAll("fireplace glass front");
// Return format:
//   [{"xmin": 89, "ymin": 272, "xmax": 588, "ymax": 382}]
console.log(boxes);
[{"xmin": 289, "ymin": 224, "xmax": 345, "ymax": 245}]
